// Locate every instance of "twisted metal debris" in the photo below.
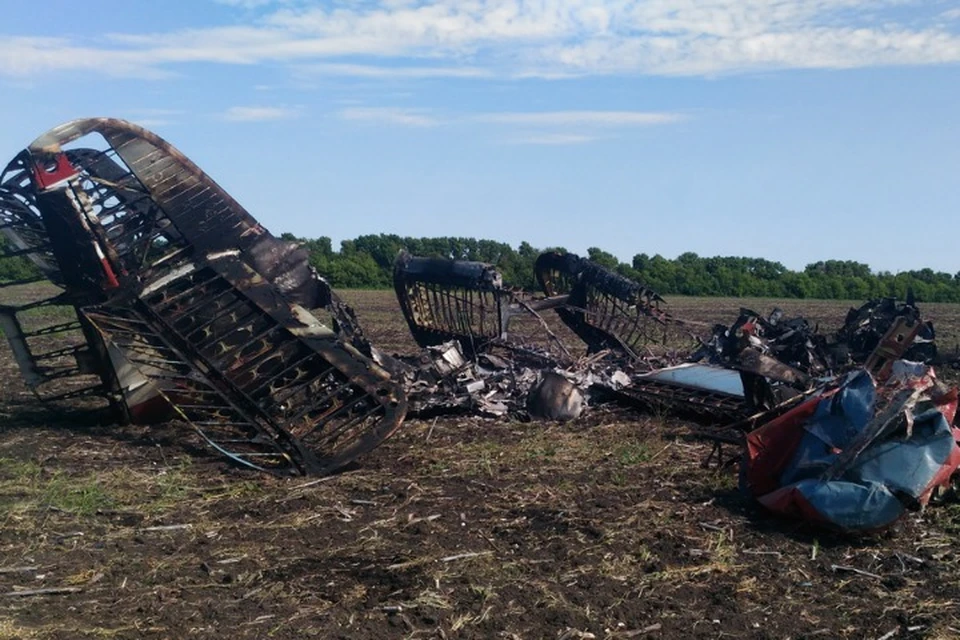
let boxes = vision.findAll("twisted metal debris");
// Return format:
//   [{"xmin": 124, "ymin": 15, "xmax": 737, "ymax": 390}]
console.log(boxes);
[
  {"xmin": 0, "ymin": 118, "xmax": 406, "ymax": 475},
  {"xmin": 392, "ymin": 251, "xmax": 743, "ymax": 423},
  {"xmin": 534, "ymin": 251, "xmax": 674, "ymax": 357},
  {"xmin": 391, "ymin": 251, "xmax": 952, "ymax": 435}
]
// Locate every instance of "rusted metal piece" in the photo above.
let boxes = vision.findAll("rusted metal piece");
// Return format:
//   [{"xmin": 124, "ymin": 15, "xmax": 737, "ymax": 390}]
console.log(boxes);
[
  {"xmin": 25, "ymin": 118, "xmax": 328, "ymax": 308},
  {"xmin": 0, "ymin": 117, "xmax": 406, "ymax": 475},
  {"xmin": 837, "ymin": 295, "xmax": 935, "ymax": 366},
  {"xmin": 535, "ymin": 251, "xmax": 672, "ymax": 357},
  {"xmin": 863, "ymin": 315, "xmax": 923, "ymax": 381}
]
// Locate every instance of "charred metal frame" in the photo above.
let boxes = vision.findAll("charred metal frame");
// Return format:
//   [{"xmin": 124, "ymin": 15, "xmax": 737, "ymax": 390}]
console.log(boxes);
[
  {"xmin": 394, "ymin": 252, "xmax": 570, "ymax": 359},
  {"xmin": 394, "ymin": 253, "xmax": 509, "ymax": 354},
  {"xmin": 0, "ymin": 118, "xmax": 406, "ymax": 475},
  {"xmin": 535, "ymin": 252, "xmax": 673, "ymax": 357},
  {"xmin": 611, "ymin": 376, "xmax": 748, "ymax": 424}
]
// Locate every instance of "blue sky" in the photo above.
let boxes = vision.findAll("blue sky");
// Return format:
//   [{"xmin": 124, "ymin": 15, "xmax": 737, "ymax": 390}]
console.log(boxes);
[{"xmin": 1, "ymin": 0, "xmax": 958, "ymax": 274}]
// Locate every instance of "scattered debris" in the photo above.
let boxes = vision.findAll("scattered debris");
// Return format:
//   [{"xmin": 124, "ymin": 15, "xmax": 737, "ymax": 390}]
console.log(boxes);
[
  {"xmin": 837, "ymin": 294, "xmax": 936, "ymax": 366},
  {"xmin": 691, "ymin": 297, "xmax": 937, "ymax": 411},
  {"xmin": 392, "ymin": 251, "xmax": 769, "ymax": 425},
  {"xmin": 391, "ymin": 251, "xmax": 960, "ymax": 530}
]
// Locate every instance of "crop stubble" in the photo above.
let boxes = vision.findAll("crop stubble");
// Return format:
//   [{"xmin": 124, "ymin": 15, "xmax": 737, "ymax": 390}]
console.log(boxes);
[{"xmin": 0, "ymin": 290, "xmax": 958, "ymax": 639}]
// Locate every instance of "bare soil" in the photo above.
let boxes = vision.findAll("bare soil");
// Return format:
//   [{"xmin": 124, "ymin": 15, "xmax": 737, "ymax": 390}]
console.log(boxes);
[{"xmin": 0, "ymin": 290, "xmax": 958, "ymax": 639}]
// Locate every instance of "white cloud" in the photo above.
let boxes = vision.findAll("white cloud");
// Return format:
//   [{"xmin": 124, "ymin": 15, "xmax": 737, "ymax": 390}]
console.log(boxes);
[
  {"xmin": 213, "ymin": 0, "xmax": 283, "ymax": 9},
  {"xmin": 335, "ymin": 107, "xmax": 684, "ymax": 139},
  {"xmin": 477, "ymin": 111, "xmax": 684, "ymax": 127},
  {"xmin": 125, "ymin": 109, "xmax": 185, "ymax": 128},
  {"xmin": 221, "ymin": 106, "xmax": 299, "ymax": 121},
  {"xmin": 133, "ymin": 118, "xmax": 175, "ymax": 127},
  {"xmin": 0, "ymin": 36, "xmax": 174, "ymax": 78},
  {"xmin": 299, "ymin": 62, "xmax": 492, "ymax": 79},
  {"xmin": 7, "ymin": 1, "xmax": 956, "ymax": 79},
  {"xmin": 339, "ymin": 107, "xmax": 439, "ymax": 127},
  {"xmin": 506, "ymin": 133, "xmax": 598, "ymax": 145}
]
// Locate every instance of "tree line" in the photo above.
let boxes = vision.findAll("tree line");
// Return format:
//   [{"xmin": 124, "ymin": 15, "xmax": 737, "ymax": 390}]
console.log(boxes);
[
  {"xmin": 2, "ymin": 232, "xmax": 959, "ymax": 302},
  {"xmin": 284, "ymin": 233, "xmax": 960, "ymax": 303}
]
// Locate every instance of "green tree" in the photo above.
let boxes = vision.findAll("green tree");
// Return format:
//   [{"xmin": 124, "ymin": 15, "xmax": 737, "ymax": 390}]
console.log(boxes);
[{"xmin": 283, "ymin": 230, "xmax": 960, "ymax": 301}]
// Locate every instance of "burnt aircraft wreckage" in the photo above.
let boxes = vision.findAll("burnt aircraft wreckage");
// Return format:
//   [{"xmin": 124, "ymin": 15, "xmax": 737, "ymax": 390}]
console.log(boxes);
[
  {"xmin": 1, "ymin": 118, "xmax": 958, "ymax": 528},
  {"xmin": 392, "ymin": 249, "xmax": 701, "ymax": 419},
  {"xmin": 392, "ymin": 251, "xmax": 960, "ymax": 531},
  {"xmin": 393, "ymin": 248, "xmax": 945, "ymax": 425},
  {"xmin": 0, "ymin": 118, "xmax": 406, "ymax": 475},
  {"xmin": 393, "ymin": 248, "xmax": 803, "ymax": 425}
]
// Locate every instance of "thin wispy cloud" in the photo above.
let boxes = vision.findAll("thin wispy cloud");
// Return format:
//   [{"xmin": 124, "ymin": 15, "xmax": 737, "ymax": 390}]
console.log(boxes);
[
  {"xmin": 130, "ymin": 108, "xmax": 184, "ymax": 116},
  {"xmin": 477, "ymin": 111, "xmax": 685, "ymax": 127},
  {"xmin": 339, "ymin": 107, "xmax": 440, "ymax": 127},
  {"xmin": 301, "ymin": 63, "xmax": 492, "ymax": 79},
  {"xmin": 336, "ymin": 107, "xmax": 683, "ymax": 147},
  {"xmin": 213, "ymin": 0, "xmax": 282, "ymax": 9},
  {"xmin": 133, "ymin": 119, "xmax": 174, "ymax": 127},
  {"xmin": 221, "ymin": 106, "xmax": 299, "ymax": 122},
  {"xmin": 506, "ymin": 133, "xmax": 598, "ymax": 145},
  {"xmin": 1, "ymin": 1, "xmax": 958, "ymax": 79},
  {"xmin": 124, "ymin": 108, "xmax": 185, "ymax": 127}
]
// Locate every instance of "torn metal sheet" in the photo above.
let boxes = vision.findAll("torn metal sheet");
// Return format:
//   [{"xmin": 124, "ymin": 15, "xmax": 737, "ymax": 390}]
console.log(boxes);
[
  {"xmin": 862, "ymin": 314, "xmax": 924, "ymax": 380},
  {"xmin": 639, "ymin": 363, "xmax": 746, "ymax": 396},
  {"xmin": 741, "ymin": 366, "xmax": 960, "ymax": 531},
  {"xmin": 0, "ymin": 117, "xmax": 407, "ymax": 475}
]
